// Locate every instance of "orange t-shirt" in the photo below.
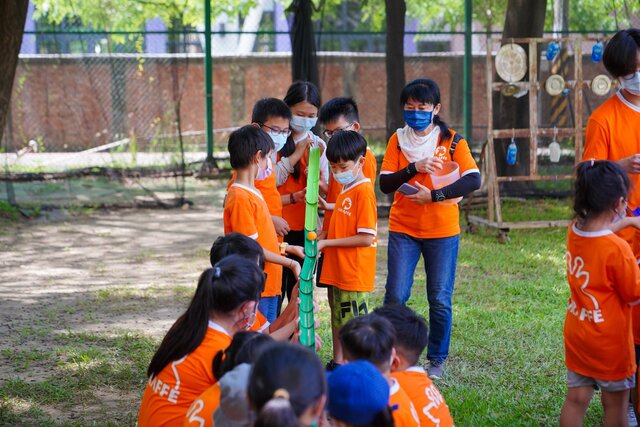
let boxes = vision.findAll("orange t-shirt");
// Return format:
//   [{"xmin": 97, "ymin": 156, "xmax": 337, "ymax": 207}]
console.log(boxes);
[
  {"xmin": 319, "ymin": 178, "xmax": 377, "ymax": 292},
  {"xmin": 564, "ymin": 224, "xmax": 640, "ymax": 381},
  {"xmin": 223, "ymin": 183, "xmax": 282, "ymax": 297},
  {"xmin": 183, "ymin": 384, "xmax": 221, "ymax": 427},
  {"xmin": 138, "ymin": 322, "xmax": 232, "ymax": 427},
  {"xmin": 227, "ymin": 170, "xmax": 283, "ymax": 218},
  {"xmin": 248, "ymin": 311, "xmax": 270, "ymax": 333},
  {"xmin": 323, "ymin": 148, "xmax": 378, "ymax": 232},
  {"xmin": 380, "ymin": 130, "xmax": 479, "ymax": 239},
  {"xmin": 392, "ymin": 367, "xmax": 453, "ymax": 427},
  {"xmin": 583, "ymin": 91, "xmax": 640, "ymax": 343},
  {"xmin": 389, "ymin": 378, "xmax": 420, "ymax": 427}
]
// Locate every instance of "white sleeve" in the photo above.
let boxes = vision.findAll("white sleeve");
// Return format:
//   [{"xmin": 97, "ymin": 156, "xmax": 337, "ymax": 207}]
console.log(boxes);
[
  {"xmin": 316, "ymin": 136, "xmax": 330, "ymax": 183},
  {"xmin": 275, "ymin": 157, "xmax": 293, "ymax": 187}
]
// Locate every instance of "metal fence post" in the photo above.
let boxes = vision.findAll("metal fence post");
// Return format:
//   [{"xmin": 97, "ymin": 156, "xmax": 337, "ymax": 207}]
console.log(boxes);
[
  {"xmin": 204, "ymin": 0, "xmax": 214, "ymax": 165},
  {"xmin": 463, "ymin": 0, "xmax": 472, "ymax": 141}
]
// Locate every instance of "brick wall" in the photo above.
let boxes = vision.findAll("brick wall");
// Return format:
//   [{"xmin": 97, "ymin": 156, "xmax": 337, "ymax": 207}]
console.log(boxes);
[{"xmin": 7, "ymin": 53, "xmax": 611, "ymax": 152}]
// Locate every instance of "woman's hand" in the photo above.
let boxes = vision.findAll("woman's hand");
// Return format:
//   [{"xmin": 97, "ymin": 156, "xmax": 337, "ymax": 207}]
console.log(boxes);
[
  {"xmin": 406, "ymin": 181, "xmax": 433, "ymax": 205},
  {"xmin": 415, "ymin": 156, "xmax": 444, "ymax": 174},
  {"xmin": 618, "ymin": 154, "xmax": 640, "ymax": 174}
]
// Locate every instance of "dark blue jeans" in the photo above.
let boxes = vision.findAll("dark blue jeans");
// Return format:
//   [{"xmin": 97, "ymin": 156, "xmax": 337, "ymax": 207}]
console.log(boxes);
[{"xmin": 384, "ymin": 231, "xmax": 460, "ymax": 364}]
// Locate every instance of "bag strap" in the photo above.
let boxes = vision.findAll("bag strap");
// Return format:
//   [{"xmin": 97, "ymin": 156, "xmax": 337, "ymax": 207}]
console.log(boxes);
[{"xmin": 449, "ymin": 132, "xmax": 464, "ymax": 157}]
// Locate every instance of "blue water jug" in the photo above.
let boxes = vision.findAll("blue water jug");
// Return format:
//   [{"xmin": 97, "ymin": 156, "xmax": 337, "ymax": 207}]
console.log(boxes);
[
  {"xmin": 506, "ymin": 139, "xmax": 517, "ymax": 165},
  {"xmin": 546, "ymin": 42, "xmax": 559, "ymax": 61},
  {"xmin": 592, "ymin": 41, "xmax": 604, "ymax": 62}
]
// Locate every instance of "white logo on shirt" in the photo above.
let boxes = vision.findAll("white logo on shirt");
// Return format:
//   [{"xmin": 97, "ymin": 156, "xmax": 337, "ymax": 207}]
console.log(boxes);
[
  {"xmin": 566, "ymin": 251, "xmax": 604, "ymax": 323},
  {"xmin": 342, "ymin": 198, "xmax": 352, "ymax": 211}
]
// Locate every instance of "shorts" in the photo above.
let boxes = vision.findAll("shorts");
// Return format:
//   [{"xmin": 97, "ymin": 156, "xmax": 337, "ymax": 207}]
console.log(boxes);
[
  {"xmin": 567, "ymin": 369, "xmax": 636, "ymax": 392},
  {"xmin": 331, "ymin": 288, "xmax": 370, "ymax": 330}
]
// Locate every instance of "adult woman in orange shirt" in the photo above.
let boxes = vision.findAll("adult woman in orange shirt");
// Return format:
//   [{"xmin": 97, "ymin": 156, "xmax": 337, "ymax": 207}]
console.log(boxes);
[
  {"xmin": 582, "ymin": 28, "xmax": 640, "ymax": 415},
  {"xmin": 379, "ymin": 79, "xmax": 481, "ymax": 379},
  {"xmin": 137, "ymin": 255, "xmax": 264, "ymax": 427}
]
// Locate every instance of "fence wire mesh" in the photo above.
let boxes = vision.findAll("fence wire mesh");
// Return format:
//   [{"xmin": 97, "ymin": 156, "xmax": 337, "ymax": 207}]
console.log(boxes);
[{"xmin": 0, "ymin": 28, "xmax": 622, "ymax": 209}]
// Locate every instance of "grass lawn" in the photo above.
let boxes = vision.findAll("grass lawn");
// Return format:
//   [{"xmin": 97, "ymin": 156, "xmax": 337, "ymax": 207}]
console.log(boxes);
[{"xmin": 0, "ymin": 194, "xmax": 609, "ymax": 426}]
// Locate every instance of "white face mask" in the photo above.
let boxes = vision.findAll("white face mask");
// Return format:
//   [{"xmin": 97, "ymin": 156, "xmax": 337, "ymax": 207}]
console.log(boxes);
[
  {"xmin": 333, "ymin": 157, "xmax": 362, "ymax": 186},
  {"xmin": 269, "ymin": 132, "xmax": 288, "ymax": 152},
  {"xmin": 290, "ymin": 115, "xmax": 317, "ymax": 134},
  {"xmin": 620, "ymin": 71, "xmax": 640, "ymax": 96}
]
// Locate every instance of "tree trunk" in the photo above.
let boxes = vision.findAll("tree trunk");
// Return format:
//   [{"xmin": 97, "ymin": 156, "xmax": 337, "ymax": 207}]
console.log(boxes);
[
  {"xmin": 289, "ymin": 0, "xmax": 319, "ymax": 88},
  {"xmin": 0, "ymin": 0, "xmax": 29, "ymax": 147},
  {"xmin": 494, "ymin": 0, "xmax": 547, "ymax": 193},
  {"xmin": 385, "ymin": 0, "xmax": 406, "ymax": 141}
]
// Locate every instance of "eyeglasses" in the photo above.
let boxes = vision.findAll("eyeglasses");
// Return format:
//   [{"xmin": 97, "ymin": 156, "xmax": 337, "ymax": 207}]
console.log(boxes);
[
  {"xmin": 259, "ymin": 123, "xmax": 291, "ymax": 137},
  {"xmin": 323, "ymin": 123, "xmax": 354, "ymax": 139}
]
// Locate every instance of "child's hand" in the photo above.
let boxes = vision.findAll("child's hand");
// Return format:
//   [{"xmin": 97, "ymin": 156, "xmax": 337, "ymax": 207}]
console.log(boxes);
[
  {"xmin": 287, "ymin": 245, "xmax": 305, "ymax": 259},
  {"xmin": 294, "ymin": 136, "xmax": 311, "ymax": 156},
  {"xmin": 318, "ymin": 197, "xmax": 333, "ymax": 211},
  {"xmin": 317, "ymin": 239, "xmax": 328, "ymax": 252},
  {"xmin": 272, "ymin": 216, "xmax": 290, "ymax": 237},
  {"xmin": 288, "ymin": 259, "xmax": 301, "ymax": 281},
  {"xmin": 293, "ymin": 188, "xmax": 306, "ymax": 204},
  {"xmin": 415, "ymin": 156, "xmax": 444, "ymax": 174},
  {"xmin": 317, "ymin": 230, "xmax": 328, "ymax": 241}
]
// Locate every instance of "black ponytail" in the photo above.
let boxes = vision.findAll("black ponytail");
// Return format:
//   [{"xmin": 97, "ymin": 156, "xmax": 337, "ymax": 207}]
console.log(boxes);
[
  {"xmin": 147, "ymin": 255, "xmax": 265, "ymax": 378},
  {"xmin": 212, "ymin": 331, "xmax": 273, "ymax": 381},
  {"xmin": 353, "ymin": 406, "xmax": 395, "ymax": 427},
  {"xmin": 249, "ymin": 343, "xmax": 326, "ymax": 427},
  {"xmin": 400, "ymin": 78, "xmax": 452, "ymax": 140},
  {"xmin": 573, "ymin": 160, "xmax": 630, "ymax": 221},
  {"xmin": 281, "ymin": 81, "xmax": 322, "ymax": 181}
]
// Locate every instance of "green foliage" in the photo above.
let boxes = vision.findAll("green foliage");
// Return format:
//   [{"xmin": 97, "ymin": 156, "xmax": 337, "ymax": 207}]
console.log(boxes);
[{"xmin": 32, "ymin": 0, "xmax": 257, "ymax": 31}]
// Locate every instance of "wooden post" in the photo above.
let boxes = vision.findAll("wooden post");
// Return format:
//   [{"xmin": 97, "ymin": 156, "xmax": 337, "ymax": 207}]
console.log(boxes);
[
  {"xmin": 529, "ymin": 39, "xmax": 539, "ymax": 176},
  {"xmin": 574, "ymin": 37, "xmax": 584, "ymax": 163},
  {"xmin": 486, "ymin": 37, "xmax": 496, "ymax": 223}
]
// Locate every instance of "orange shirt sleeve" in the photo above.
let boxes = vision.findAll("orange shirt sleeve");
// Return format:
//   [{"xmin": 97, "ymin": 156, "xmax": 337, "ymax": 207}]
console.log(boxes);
[
  {"xmin": 363, "ymin": 148, "xmax": 378, "ymax": 182},
  {"xmin": 356, "ymin": 186, "xmax": 377, "ymax": 235},
  {"xmin": 612, "ymin": 243, "xmax": 640, "ymax": 304},
  {"xmin": 583, "ymin": 116, "xmax": 610, "ymax": 161},
  {"xmin": 224, "ymin": 191, "xmax": 259, "ymax": 239},
  {"xmin": 381, "ymin": 133, "xmax": 400, "ymax": 174},
  {"xmin": 452, "ymin": 137, "xmax": 479, "ymax": 176}
]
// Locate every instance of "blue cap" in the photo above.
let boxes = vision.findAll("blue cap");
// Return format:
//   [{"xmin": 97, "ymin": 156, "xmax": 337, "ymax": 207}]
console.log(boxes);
[{"xmin": 327, "ymin": 361, "xmax": 390, "ymax": 424}]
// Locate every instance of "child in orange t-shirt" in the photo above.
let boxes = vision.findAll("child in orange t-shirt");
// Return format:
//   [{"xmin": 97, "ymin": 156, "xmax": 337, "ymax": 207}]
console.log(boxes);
[
  {"xmin": 560, "ymin": 160, "xmax": 640, "ymax": 426},
  {"xmin": 339, "ymin": 314, "xmax": 420, "ymax": 427},
  {"xmin": 374, "ymin": 304, "xmax": 453, "ymax": 427},
  {"xmin": 223, "ymin": 125, "xmax": 304, "ymax": 323},
  {"xmin": 183, "ymin": 331, "xmax": 273, "ymax": 427},
  {"xmin": 317, "ymin": 131, "xmax": 377, "ymax": 365},
  {"xmin": 137, "ymin": 256, "xmax": 265, "ymax": 427}
]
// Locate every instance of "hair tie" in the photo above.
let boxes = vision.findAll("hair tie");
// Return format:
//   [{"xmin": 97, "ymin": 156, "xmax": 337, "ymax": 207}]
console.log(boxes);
[
  {"xmin": 273, "ymin": 388, "xmax": 290, "ymax": 400},
  {"xmin": 213, "ymin": 266, "xmax": 221, "ymax": 279}
]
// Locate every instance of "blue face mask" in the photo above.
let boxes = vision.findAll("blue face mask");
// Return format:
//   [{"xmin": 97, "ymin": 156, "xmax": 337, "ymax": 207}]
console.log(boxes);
[
  {"xmin": 333, "ymin": 158, "xmax": 362, "ymax": 186},
  {"xmin": 268, "ymin": 132, "xmax": 288, "ymax": 152},
  {"xmin": 290, "ymin": 115, "xmax": 318, "ymax": 134},
  {"xmin": 403, "ymin": 110, "xmax": 432, "ymax": 132}
]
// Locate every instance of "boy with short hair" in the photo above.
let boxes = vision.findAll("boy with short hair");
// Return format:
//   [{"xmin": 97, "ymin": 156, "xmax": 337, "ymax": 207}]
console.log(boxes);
[
  {"xmin": 223, "ymin": 125, "xmax": 303, "ymax": 323},
  {"xmin": 374, "ymin": 304, "xmax": 454, "ymax": 426},
  {"xmin": 317, "ymin": 97, "xmax": 378, "ymax": 227},
  {"xmin": 339, "ymin": 314, "xmax": 420, "ymax": 427},
  {"xmin": 227, "ymin": 98, "xmax": 305, "ymax": 238},
  {"xmin": 317, "ymin": 131, "xmax": 377, "ymax": 365}
]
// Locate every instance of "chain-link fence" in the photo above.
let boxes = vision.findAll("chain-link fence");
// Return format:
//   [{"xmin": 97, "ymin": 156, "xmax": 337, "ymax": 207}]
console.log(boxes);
[{"xmin": 0, "ymin": 28, "xmax": 622, "ymax": 209}]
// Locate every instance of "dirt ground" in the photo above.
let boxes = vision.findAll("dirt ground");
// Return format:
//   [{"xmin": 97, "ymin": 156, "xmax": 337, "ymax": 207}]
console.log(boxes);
[{"xmin": 0, "ymin": 182, "xmax": 232, "ymax": 425}]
